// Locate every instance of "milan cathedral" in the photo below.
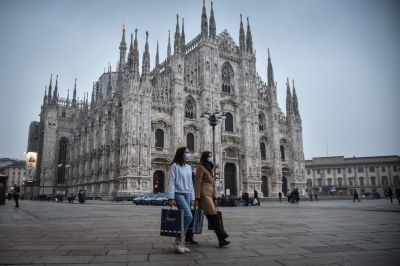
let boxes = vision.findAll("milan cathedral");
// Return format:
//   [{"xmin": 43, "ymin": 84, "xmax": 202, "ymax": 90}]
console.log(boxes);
[{"xmin": 35, "ymin": 1, "xmax": 306, "ymax": 200}]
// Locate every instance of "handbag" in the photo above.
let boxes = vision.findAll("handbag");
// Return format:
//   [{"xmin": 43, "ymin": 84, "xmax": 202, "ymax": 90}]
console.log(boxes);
[
  {"xmin": 208, "ymin": 209, "xmax": 223, "ymax": 230},
  {"xmin": 160, "ymin": 207, "xmax": 184, "ymax": 237},
  {"xmin": 187, "ymin": 208, "xmax": 204, "ymax": 234}
]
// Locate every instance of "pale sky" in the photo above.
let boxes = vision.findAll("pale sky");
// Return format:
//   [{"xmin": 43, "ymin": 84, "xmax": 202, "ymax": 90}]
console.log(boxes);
[{"xmin": 0, "ymin": 0, "xmax": 399, "ymax": 160}]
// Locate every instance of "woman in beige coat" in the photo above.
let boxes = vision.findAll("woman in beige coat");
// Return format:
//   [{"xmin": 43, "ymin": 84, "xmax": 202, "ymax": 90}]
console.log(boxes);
[{"xmin": 193, "ymin": 151, "xmax": 230, "ymax": 247}]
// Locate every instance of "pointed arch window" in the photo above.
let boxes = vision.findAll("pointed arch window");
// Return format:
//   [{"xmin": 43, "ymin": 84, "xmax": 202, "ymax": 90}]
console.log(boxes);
[
  {"xmin": 185, "ymin": 98, "xmax": 196, "ymax": 119},
  {"xmin": 258, "ymin": 114, "xmax": 265, "ymax": 131},
  {"xmin": 280, "ymin": 145, "xmax": 285, "ymax": 160},
  {"xmin": 57, "ymin": 138, "xmax": 68, "ymax": 184},
  {"xmin": 187, "ymin": 133, "xmax": 194, "ymax": 151},
  {"xmin": 260, "ymin": 143, "xmax": 266, "ymax": 159},
  {"xmin": 224, "ymin": 112, "xmax": 233, "ymax": 132},
  {"xmin": 61, "ymin": 109, "xmax": 66, "ymax": 118},
  {"xmin": 222, "ymin": 65, "xmax": 231, "ymax": 93},
  {"xmin": 155, "ymin": 129, "xmax": 164, "ymax": 148}
]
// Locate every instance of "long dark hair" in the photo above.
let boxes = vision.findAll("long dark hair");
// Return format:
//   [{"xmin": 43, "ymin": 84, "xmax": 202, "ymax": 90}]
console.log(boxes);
[
  {"xmin": 172, "ymin": 147, "xmax": 187, "ymax": 166},
  {"xmin": 199, "ymin": 151, "xmax": 213, "ymax": 174}
]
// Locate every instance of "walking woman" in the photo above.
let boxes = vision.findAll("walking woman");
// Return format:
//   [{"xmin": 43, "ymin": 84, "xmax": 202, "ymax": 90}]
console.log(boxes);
[
  {"xmin": 168, "ymin": 147, "xmax": 195, "ymax": 254},
  {"xmin": 194, "ymin": 151, "xmax": 230, "ymax": 247}
]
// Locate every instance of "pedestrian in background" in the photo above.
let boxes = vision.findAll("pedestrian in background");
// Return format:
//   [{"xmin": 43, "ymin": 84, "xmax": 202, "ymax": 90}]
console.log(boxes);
[
  {"xmin": 286, "ymin": 189, "xmax": 291, "ymax": 203},
  {"xmin": 13, "ymin": 184, "xmax": 20, "ymax": 207},
  {"xmin": 387, "ymin": 187, "xmax": 393, "ymax": 203},
  {"xmin": 396, "ymin": 186, "xmax": 400, "ymax": 204},
  {"xmin": 353, "ymin": 190, "xmax": 361, "ymax": 202},
  {"xmin": 295, "ymin": 188, "xmax": 300, "ymax": 204},
  {"xmin": 168, "ymin": 147, "xmax": 194, "ymax": 254},
  {"xmin": 278, "ymin": 191, "xmax": 282, "ymax": 202}
]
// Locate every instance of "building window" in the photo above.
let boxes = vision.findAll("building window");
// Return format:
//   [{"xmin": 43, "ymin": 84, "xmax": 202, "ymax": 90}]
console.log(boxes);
[
  {"xmin": 307, "ymin": 179, "xmax": 312, "ymax": 186},
  {"xmin": 57, "ymin": 138, "xmax": 68, "ymax": 184},
  {"xmin": 358, "ymin": 167, "xmax": 364, "ymax": 173},
  {"xmin": 260, "ymin": 143, "xmax": 266, "ymax": 159},
  {"xmin": 221, "ymin": 65, "xmax": 231, "ymax": 93},
  {"xmin": 327, "ymin": 178, "xmax": 332, "ymax": 185},
  {"xmin": 338, "ymin": 178, "xmax": 342, "ymax": 186},
  {"xmin": 337, "ymin": 168, "xmax": 341, "ymax": 174},
  {"xmin": 317, "ymin": 169, "xmax": 321, "ymax": 174},
  {"xmin": 371, "ymin": 177, "xmax": 376, "ymax": 186},
  {"xmin": 185, "ymin": 98, "xmax": 195, "ymax": 119},
  {"xmin": 369, "ymin": 167, "xmax": 375, "ymax": 173},
  {"xmin": 155, "ymin": 129, "xmax": 164, "ymax": 148},
  {"xmin": 359, "ymin": 177, "xmax": 364, "ymax": 186},
  {"xmin": 381, "ymin": 177, "xmax": 388, "ymax": 185},
  {"xmin": 394, "ymin": 166, "xmax": 398, "ymax": 172},
  {"xmin": 61, "ymin": 109, "xmax": 66, "ymax": 117},
  {"xmin": 224, "ymin": 112, "xmax": 233, "ymax": 132},
  {"xmin": 307, "ymin": 169, "xmax": 310, "ymax": 175},
  {"xmin": 349, "ymin": 178, "xmax": 353, "ymax": 186},
  {"xmin": 381, "ymin": 166, "xmax": 386, "ymax": 172},
  {"xmin": 317, "ymin": 179, "xmax": 322, "ymax": 186},
  {"xmin": 258, "ymin": 114, "xmax": 265, "ymax": 131},
  {"xmin": 13, "ymin": 171, "xmax": 15, "ymax": 175},
  {"xmin": 394, "ymin": 176, "xmax": 400, "ymax": 185},
  {"xmin": 327, "ymin": 169, "xmax": 331, "ymax": 174},
  {"xmin": 187, "ymin": 133, "xmax": 194, "ymax": 151},
  {"xmin": 18, "ymin": 172, "xmax": 20, "ymax": 175},
  {"xmin": 348, "ymin": 168, "xmax": 352, "ymax": 173},
  {"xmin": 280, "ymin": 145, "xmax": 285, "ymax": 160}
]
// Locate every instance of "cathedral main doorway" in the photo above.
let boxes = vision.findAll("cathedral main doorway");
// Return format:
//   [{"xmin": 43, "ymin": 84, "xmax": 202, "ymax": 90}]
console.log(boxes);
[
  {"xmin": 261, "ymin": 176, "xmax": 268, "ymax": 197},
  {"xmin": 224, "ymin": 163, "xmax": 236, "ymax": 196},
  {"xmin": 153, "ymin": 171, "xmax": 165, "ymax": 193},
  {"xmin": 282, "ymin": 176, "xmax": 287, "ymax": 193}
]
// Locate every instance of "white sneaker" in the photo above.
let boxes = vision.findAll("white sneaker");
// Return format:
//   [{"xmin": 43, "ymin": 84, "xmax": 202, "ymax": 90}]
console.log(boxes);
[
  {"xmin": 173, "ymin": 241, "xmax": 185, "ymax": 254},
  {"xmin": 181, "ymin": 242, "xmax": 190, "ymax": 252}
]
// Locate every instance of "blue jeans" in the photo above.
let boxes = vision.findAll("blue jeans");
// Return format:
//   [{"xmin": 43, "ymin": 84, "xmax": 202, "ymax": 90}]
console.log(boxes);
[{"xmin": 174, "ymin": 192, "xmax": 193, "ymax": 237}]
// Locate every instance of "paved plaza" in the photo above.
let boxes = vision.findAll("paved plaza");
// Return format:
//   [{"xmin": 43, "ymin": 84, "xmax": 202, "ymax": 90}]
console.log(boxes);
[{"xmin": 0, "ymin": 199, "xmax": 399, "ymax": 266}]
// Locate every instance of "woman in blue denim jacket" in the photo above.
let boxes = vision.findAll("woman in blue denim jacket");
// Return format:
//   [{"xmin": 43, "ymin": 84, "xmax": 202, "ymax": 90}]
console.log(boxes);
[{"xmin": 168, "ymin": 147, "xmax": 195, "ymax": 254}]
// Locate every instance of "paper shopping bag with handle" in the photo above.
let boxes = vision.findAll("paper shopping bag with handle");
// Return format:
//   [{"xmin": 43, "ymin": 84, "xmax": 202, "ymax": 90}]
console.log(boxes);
[
  {"xmin": 160, "ymin": 208, "xmax": 184, "ymax": 237},
  {"xmin": 187, "ymin": 208, "xmax": 204, "ymax": 234}
]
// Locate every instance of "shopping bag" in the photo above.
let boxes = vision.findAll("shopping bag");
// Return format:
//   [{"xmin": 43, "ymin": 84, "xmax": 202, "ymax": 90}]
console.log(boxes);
[
  {"xmin": 208, "ymin": 211, "xmax": 223, "ymax": 230},
  {"xmin": 160, "ymin": 208, "xmax": 184, "ymax": 237},
  {"xmin": 187, "ymin": 209, "xmax": 204, "ymax": 234}
]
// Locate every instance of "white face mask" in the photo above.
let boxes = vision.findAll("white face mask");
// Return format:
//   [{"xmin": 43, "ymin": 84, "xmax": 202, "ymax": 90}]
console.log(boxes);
[
  {"xmin": 207, "ymin": 157, "xmax": 213, "ymax": 164},
  {"xmin": 185, "ymin": 154, "xmax": 191, "ymax": 161}
]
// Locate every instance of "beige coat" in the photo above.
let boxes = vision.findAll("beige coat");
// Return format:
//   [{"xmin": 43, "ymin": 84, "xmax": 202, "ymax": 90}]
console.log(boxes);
[{"xmin": 195, "ymin": 165, "xmax": 217, "ymax": 215}]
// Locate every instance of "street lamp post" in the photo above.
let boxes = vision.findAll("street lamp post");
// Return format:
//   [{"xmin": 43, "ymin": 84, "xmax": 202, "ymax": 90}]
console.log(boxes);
[
  {"xmin": 200, "ymin": 108, "xmax": 226, "ymax": 189},
  {"xmin": 57, "ymin": 162, "xmax": 70, "ymax": 202}
]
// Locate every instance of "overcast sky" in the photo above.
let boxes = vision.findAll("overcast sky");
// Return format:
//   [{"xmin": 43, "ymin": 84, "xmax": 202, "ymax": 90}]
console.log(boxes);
[{"xmin": 0, "ymin": 0, "xmax": 399, "ymax": 160}]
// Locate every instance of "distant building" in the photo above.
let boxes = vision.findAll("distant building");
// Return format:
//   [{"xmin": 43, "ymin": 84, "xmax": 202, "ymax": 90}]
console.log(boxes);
[
  {"xmin": 305, "ymin": 156, "xmax": 400, "ymax": 196},
  {"xmin": 3, "ymin": 161, "xmax": 25, "ymax": 188},
  {"xmin": 0, "ymin": 158, "xmax": 19, "ymax": 168}
]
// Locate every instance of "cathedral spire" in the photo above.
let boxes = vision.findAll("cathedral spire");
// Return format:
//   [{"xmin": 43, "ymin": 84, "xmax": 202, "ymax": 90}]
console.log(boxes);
[
  {"xmin": 130, "ymin": 29, "xmax": 140, "ymax": 77},
  {"xmin": 167, "ymin": 30, "xmax": 171, "ymax": 59},
  {"xmin": 127, "ymin": 33, "xmax": 134, "ymax": 71},
  {"xmin": 286, "ymin": 78, "xmax": 293, "ymax": 117},
  {"xmin": 174, "ymin": 15, "xmax": 181, "ymax": 54},
  {"xmin": 90, "ymin": 83, "xmax": 95, "ymax": 110},
  {"xmin": 181, "ymin": 18, "xmax": 185, "ymax": 54},
  {"xmin": 209, "ymin": 1, "xmax": 216, "ymax": 40},
  {"xmin": 267, "ymin": 49, "xmax": 274, "ymax": 87},
  {"xmin": 47, "ymin": 74, "xmax": 52, "ymax": 103},
  {"xmin": 98, "ymin": 86, "xmax": 103, "ymax": 106},
  {"xmin": 72, "ymin": 78, "xmax": 77, "ymax": 107},
  {"xmin": 43, "ymin": 87, "xmax": 47, "ymax": 106},
  {"xmin": 246, "ymin": 17, "xmax": 253, "ymax": 53},
  {"xmin": 107, "ymin": 66, "xmax": 113, "ymax": 99},
  {"xmin": 141, "ymin": 31, "xmax": 150, "ymax": 80},
  {"xmin": 293, "ymin": 80, "xmax": 299, "ymax": 116},
  {"xmin": 155, "ymin": 41, "xmax": 160, "ymax": 77},
  {"xmin": 239, "ymin": 15, "xmax": 245, "ymax": 51},
  {"xmin": 119, "ymin": 24, "xmax": 127, "ymax": 68},
  {"xmin": 201, "ymin": 0, "xmax": 208, "ymax": 39},
  {"xmin": 52, "ymin": 75, "xmax": 58, "ymax": 103}
]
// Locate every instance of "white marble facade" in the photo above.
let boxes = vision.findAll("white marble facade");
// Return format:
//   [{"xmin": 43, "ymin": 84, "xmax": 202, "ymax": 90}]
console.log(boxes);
[{"xmin": 36, "ymin": 2, "xmax": 306, "ymax": 200}]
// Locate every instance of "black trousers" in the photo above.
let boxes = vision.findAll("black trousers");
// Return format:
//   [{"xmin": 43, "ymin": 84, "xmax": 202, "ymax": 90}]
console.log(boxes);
[
  {"xmin": 353, "ymin": 196, "xmax": 360, "ymax": 202},
  {"xmin": 186, "ymin": 214, "xmax": 228, "ymax": 242},
  {"xmin": 14, "ymin": 195, "xmax": 19, "ymax": 207}
]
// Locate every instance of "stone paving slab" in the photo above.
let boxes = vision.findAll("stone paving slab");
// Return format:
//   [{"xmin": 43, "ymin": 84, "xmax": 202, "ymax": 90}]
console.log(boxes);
[{"xmin": 0, "ymin": 200, "xmax": 399, "ymax": 265}]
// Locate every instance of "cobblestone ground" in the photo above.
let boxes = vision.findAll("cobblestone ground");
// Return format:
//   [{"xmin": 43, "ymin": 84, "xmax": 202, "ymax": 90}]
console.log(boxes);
[{"xmin": 0, "ymin": 199, "xmax": 399, "ymax": 265}]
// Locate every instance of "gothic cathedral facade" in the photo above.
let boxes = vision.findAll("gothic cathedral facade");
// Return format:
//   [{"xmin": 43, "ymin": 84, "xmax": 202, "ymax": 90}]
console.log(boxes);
[{"xmin": 36, "ymin": 2, "xmax": 306, "ymax": 200}]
